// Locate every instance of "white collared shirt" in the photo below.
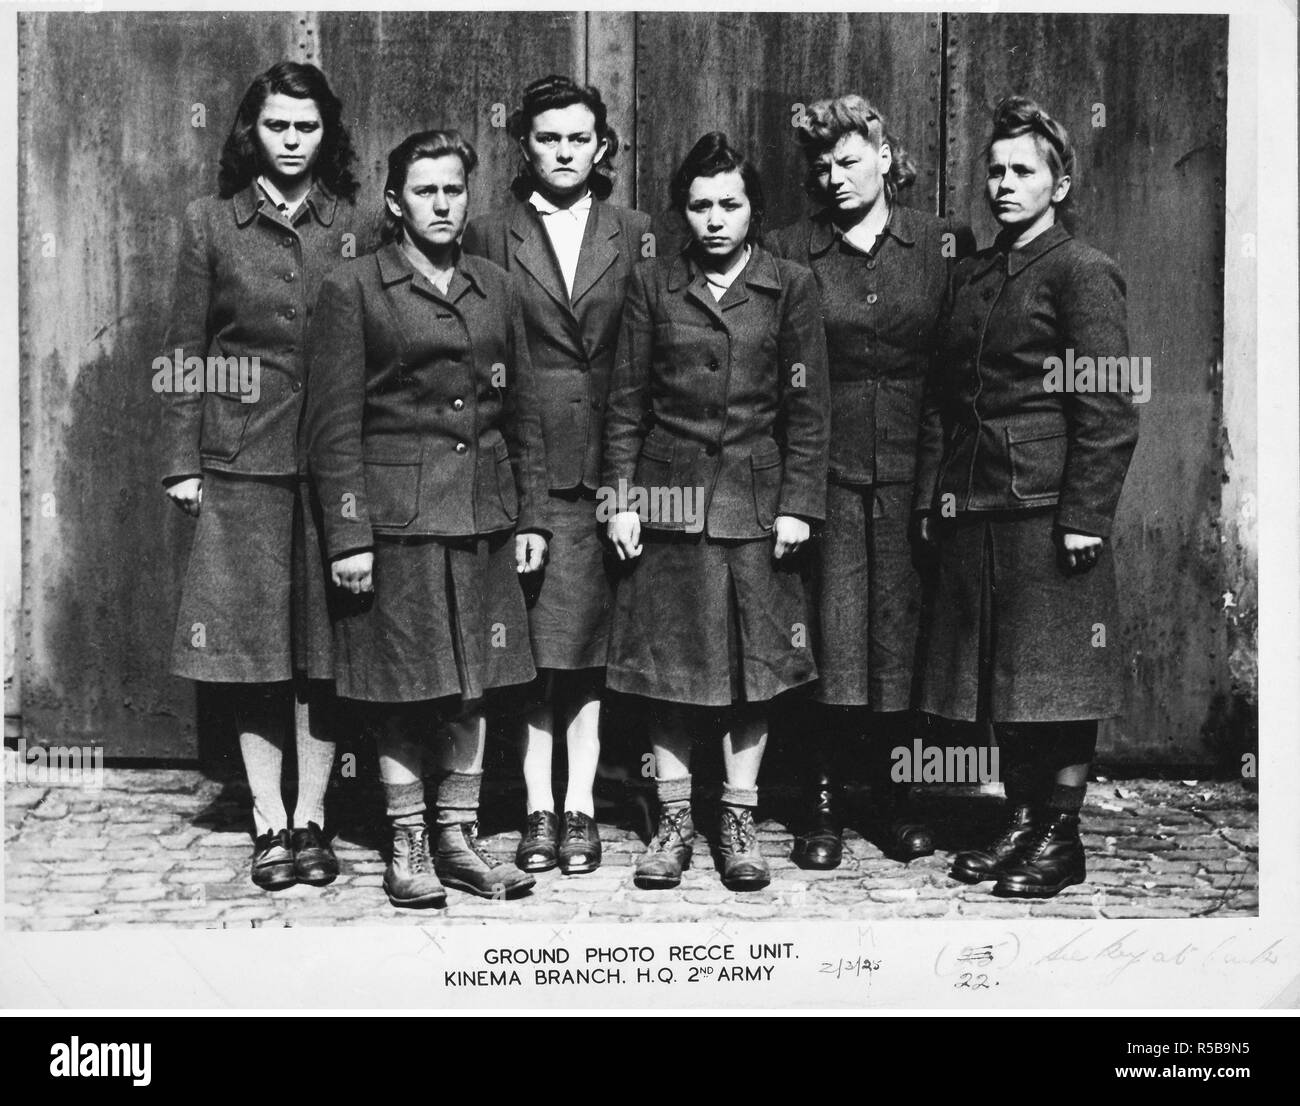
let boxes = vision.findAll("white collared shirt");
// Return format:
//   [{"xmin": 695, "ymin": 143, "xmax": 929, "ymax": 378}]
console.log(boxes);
[
  {"xmin": 528, "ymin": 190, "xmax": 592, "ymax": 298},
  {"xmin": 257, "ymin": 175, "xmax": 306, "ymax": 219},
  {"xmin": 703, "ymin": 245, "xmax": 752, "ymax": 301}
]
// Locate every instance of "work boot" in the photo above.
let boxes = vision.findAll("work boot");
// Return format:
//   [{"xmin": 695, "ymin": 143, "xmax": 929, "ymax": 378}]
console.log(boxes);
[
  {"xmin": 718, "ymin": 806, "xmax": 770, "ymax": 891},
  {"xmin": 871, "ymin": 782, "xmax": 935, "ymax": 861},
  {"xmin": 634, "ymin": 806, "xmax": 695, "ymax": 890},
  {"xmin": 383, "ymin": 823, "xmax": 446, "ymax": 908},
  {"xmin": 791, "ymin": 775, "xmax": 842, "ymax": 870},
  {"xmin": 993, "ymin": 811, "xmax": 1086, "ymax": 898},
  {"xmin": 950, "ymin": 804, "xmax": 1038, "ymax": 884},
  {"xmin": 434, "ymin": 821, "xmax": 535, "ymax": 899}
]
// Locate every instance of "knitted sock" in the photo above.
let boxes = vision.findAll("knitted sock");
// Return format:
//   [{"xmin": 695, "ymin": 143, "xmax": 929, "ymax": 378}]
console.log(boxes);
[
  {"xmin": 1046, "ymin": 783, "xmax": 1087, "ymax": 816},
  {"xmin": 435, "ymin": 770, "xmax": 483, "ymax": 826},
  {"xmin": 720, "ymin": 784, "xmax": 758, "ymax": 809},
  {"xmin": 239, "ymin": 729, "xmax": 288, "ymax": 838},
  {"xmin": 384, "ymin": 780, "xmax": 426, "ymax": 830},
  {"xmin": 292, "ymin": 730, "xmax": 336, "ymax": 830},
  {"xmin": 655, "ymin": 775, "xmax": 692, "ymax": 810}
]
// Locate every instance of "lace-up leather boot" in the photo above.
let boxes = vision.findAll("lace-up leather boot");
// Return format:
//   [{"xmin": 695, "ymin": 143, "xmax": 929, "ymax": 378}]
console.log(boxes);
[
  {"xmin": 718, "ymin": 806, "xmax": 770, "ymax": 891},
  {"xmin": 435, "ymin": 821, "xmax": 535, "ymax": 899},
  {"xmin": 950, "ymin": 804, "xmax": 1038, "ymax": 884},
  {"xmin": 634, "ymin": 806, "xmax": 695, "ymax": 889},
  {"xmin": 384, "ymin": 824, "xmax": 446, "ymax": 908},
  {"xmin": 993, "ymin": 812, "xmax": 1086, "ymax": 898}
]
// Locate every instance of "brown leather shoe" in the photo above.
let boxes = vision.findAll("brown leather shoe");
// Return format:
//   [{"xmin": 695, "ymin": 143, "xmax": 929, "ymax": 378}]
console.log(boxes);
[
  {"xmin": 384, "ymin": 823, "xmax": 446, "ymax": 909},
  {"xmin": 558, "ymin": 811, "xmax": 602, "ymax": 875},
  {"xmin": 435, "ymin": 822, "xmax": 535, "ymax": 899},
  {"xmin": 516, "ymin": 810, "xmax": 560, "ymax": 873}
]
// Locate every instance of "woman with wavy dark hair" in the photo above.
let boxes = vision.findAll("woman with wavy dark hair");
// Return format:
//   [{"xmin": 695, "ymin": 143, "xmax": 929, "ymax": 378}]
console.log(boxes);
[
  {"xmin": 603, "ymin": 132, "xmax": 829, "ymax": 892},
  {"xmin": 463, "ymin": 76, "xmax": 651, "ymax": 878},
  {"xmin": 767, "ymin": 94, "xmax": 974, "ymax": 871},
  {"xmin": 306, "ymin": 130, "xmax": 549, "ymax": 908},
  {"xmin": 917, "ymin": 96, "xmax": 1139, "ymax": 898},
  {"xmin": 159, "ymin": 61, "xmax": 360, "ymax": 892}
]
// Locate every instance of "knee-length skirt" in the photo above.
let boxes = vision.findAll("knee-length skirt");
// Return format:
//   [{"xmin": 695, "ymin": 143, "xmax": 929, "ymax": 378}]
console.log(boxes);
[
  {"xmin": 811, "ymin": 480, "xmax": 921, "ymax": 711},
  {"xmin": 920, "ymin": 508, "xmax": 1124, "ymax": 723},
  {"xmin": 606, "ymin": 530, "xmax": 817, "ymax": 707},
  {"xmin": 332, "ymin": 529, "xmax": 536, "ymax": 704},
  {"xmin": 519, "ymin": 488, "xmax": 615, "ymax": 671},
  {"xmin": 170, "ymin": 472, "xmax": 334, "ymax": 683}
]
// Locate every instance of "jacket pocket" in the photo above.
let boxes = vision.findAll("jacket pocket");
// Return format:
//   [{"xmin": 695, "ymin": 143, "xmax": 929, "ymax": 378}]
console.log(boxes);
[
  {"xmin": 363, "ymin": 458, "xmax": 421, "ymax": 527},
  {"xmin": 198, "ymin": 391, "xmax": 254, "ymax": 463},
  {"xmin": 493, "ymin": 438, "xmax": 519, "ymax": 521},
  {"xmin": 751, "ymin": 439, "xmax": 783, "ymax": 531},
  {"xmin": 634, "ymin": 428, "xmax": 679, "ymax": 530},
  {"xmin": 1006, "ymin": 428, "xmax": 1067, "ymax": 502}
]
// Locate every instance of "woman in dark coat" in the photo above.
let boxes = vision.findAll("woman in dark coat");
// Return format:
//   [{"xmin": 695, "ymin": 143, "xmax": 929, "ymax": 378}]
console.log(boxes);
[
  {"xmin": 462, "ymin": 76, "xmax": 652, "ymax": 876},
  {"xmin": 767, "ymin": 95, "xmax": 974, "ymax": 869},
  {"xmin": 917, "ymin": 97, "xmax": 1140, "ymax": 898},
  {"xmin": 305, "ymin": 130, "xmax": 550, "ymax": 907},
  {"xmin": 603, "ymin": 132, "xmax": 829, "ymax": 892},
  {"xmin": 160, "ymin": 61, "xmax": 360, "ymax": 891}
]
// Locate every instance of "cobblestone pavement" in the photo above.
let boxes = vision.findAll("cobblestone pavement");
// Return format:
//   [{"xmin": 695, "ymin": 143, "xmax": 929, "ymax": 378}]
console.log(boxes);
[{"xmin": 3, "ymin": 769, "xmax": 1257, "ymax": 929}]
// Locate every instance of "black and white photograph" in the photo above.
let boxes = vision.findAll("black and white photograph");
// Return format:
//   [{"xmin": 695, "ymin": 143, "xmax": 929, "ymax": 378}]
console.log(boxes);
[{"xmin": 1, "ymin": 0, "xmax": 1295, "ymax": 1021}]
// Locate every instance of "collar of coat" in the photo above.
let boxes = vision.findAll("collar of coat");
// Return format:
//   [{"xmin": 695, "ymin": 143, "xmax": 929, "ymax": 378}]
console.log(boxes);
[
  {"xmin": 507, "ymin": 196, "xmax": 623, "ymax": 308},
  {"xmin": 665, "ymin": 244, "xmax": 782, "ymax": 294},
  {"xmin": 972, "ymin": 220, "xmax": 1072, "ymax": 279},
  {"xmin": 374, "ymin": 240, "xmax": 488, "ymax": 301},
  {"xmin": 232, "ymin": 180, "xmax": 338, "ymax": 228},
  {"xmin": 804, "ymin": 202, "xmax": 919, "ymax": 259}
]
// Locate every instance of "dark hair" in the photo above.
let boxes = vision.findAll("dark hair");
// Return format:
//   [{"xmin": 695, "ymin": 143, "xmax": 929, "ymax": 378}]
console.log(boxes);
[
  {"xmin": 380, "ymin": 130, "xmax": 478, "ymax": 243},
  {"xmin": 986, "ymin": 95, "xmax": 1076, "ymax": 216},
  {"xmin": 218, "ymin": 61, "xmax": 358, "ymax": 201},
  {"xmin": 670, "ymin": 132, "xmax": 766, "ymax": 244},
  {"xmin": 793, "ymin": 94, "xmax": 917, "ymax": 202},
  {"xmin": 507, "ymin": 74, "xmax": 618, "ymax": 201}
]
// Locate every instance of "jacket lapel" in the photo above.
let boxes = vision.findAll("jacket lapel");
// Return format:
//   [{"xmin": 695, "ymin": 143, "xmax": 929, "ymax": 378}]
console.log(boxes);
[
  {"xmin": 569, "ymin": 201, "xmax": 620, "ymax": 307},
  {"xmin": 509, "ymin": 201, "xmax": 571, "ymax": 314}
]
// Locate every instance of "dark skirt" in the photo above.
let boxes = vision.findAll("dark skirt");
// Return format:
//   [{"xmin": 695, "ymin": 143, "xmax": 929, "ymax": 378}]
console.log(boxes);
[
  {"xmin": 171, "ymin": 472, "xmax": 333, "ymax": 683},
  {"xmin": 332, "ymin": 530, "xmax": 536, "ymax": 703},
  {"xmin": 811, "ymin": 480, "xmax": 920, "ymax": 710},
  {"xmin": 606, "ymin": 531, "xmax": 817, "ymax": 707},
  {"xmin": 519, "ymin": 488, "xmax": 614, "ymax": 671},
  {"xmin": 920, "ymin": 509, "xmax": 1124, "ymax": 723}
]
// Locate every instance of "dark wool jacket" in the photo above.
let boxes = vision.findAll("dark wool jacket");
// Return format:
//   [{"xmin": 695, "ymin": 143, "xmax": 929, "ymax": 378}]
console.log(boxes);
[
  {"xmin": 158, "ymin": 182, "xmax": 361, "ymax": 482},
  {"xmin": 766, "ymin": 203, "xmax": 975, "ymax": 486},
  {"xmin": 603, "ymin": 246, "xmax": 830, "ymax": 540},
  {"xmin": 915, "ymin": 222, "xmax": 1139, "ymax": 538},
  {"xmin": 304, "ymin": 243, "xmax": 549, "ymax": 560},
  {"xmin": 462, "ymin": 198, "xmax": 653, "ymax": 493}
]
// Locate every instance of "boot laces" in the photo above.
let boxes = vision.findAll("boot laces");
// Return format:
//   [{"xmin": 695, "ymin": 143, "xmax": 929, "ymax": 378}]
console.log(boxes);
[
  {"xmin": 724, "ymin": 807, "xmax": 757, "ymax": 853},
  {"xmin": 651, "ymin": 807, "xmax": 692, "ymax": 852},
  {"xmin": 523, "ymin": 810, "xmax": 552, "ymax": 842},
  {"xmin": 401, "ymin": 825, "xmax": 432, "ymax": 874},
  {"xmin": 462, "ymin": 822, "xmax": 500, "ymax": 869}
]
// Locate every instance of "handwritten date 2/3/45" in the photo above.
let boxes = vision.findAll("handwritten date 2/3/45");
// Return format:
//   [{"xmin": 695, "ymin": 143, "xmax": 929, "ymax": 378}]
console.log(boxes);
[
  {"xmin": 819, "ymin": 957, "xmax": 881, "ymax": 979},
  {"xmin": 955, "ymin": 972, "xmax": 998, "ymax": 989}
]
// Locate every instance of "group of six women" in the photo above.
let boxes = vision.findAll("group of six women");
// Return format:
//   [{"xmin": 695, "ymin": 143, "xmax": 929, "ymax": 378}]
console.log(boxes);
[{"xmin": 161, "ymin": 63, "xmax": 1138, "ymax": 909}]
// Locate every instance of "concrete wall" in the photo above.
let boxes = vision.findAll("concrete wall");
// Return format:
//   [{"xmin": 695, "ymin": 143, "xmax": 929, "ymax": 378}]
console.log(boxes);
[{"xmin": 13, "ymin": 11, "xmax": 1251, "ymax": 766}]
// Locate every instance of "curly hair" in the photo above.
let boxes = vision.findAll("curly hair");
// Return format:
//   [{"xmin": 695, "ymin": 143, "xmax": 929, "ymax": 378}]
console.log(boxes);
[
  {"xmin": 986, "ymin": 95, "xmax": 1076, "ymax": 215},
  {"xmin": 507, "ymin": 74, "xmax": 618, "ymax": 201},
  {"xmin": 380, "ymin": 130, "xmax": 479, "ymax": 243},
  {"xmin": 217, "ymin": 61, "xmax": 359, "ymax": 202},
  {"xmin": 669, "ymin": 131, "xmax": 766, "ymax": 245},
  {"xmin": 792, "ymin": 94, "xmax": 917, "ymax": 202}
]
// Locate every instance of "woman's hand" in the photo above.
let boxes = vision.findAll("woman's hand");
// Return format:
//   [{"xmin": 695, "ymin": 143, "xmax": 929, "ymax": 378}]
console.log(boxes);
[
  {"xmin": 332, "ymin": 551, "xmax": 374, "ymax": 594},
  {"xmin": 1059, "ymin": 530, "xmax": 1103, "ymax": 572},
  {"xmin": 607, "ymin": 510, "xmax": 643, "ymax": 561},
  {"xmin": 165, "ymin": 477, "xmax": 203, "ymax": 518},
  {"xmin": 516, "ymin": 532, "xmax": 548, "ymax": 574},
  {"xmin": 773, "ymin": 515, "xmax": 810, "ymax": 559}
]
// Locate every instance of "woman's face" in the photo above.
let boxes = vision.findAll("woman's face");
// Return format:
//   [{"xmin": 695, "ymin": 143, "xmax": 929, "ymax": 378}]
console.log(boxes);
[
  {"xmin": 685, "ymin": 170, "xmax": 752, "ymax": 268},
  {"xmin": 386, "ymin": 154, "xmax": 469, "ymax": 252},
  {"xmin": 522, "ymin": 103, "xmax": 607, "ymax": 200},
  {"xmin": 986, "ymin": 134, "xmax": 1069, "ymax": 232},
  {"xmin": 811, "ymin": 131, "xmax": 891, "ymax": 217},
  {"xmin": 255, "ymin": 93, "xmax": 324, "ymax": 184}
]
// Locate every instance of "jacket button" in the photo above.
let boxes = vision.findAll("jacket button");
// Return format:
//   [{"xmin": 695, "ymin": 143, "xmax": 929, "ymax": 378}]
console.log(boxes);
[
  {"xmin": 455, "ymin": 442, "xmax": 468, "ymax": 453},
  {"xmin": 281, "ymin": 237, "xmax": 294, "ymax": 248},
  {"xmin": 452, "ymin": 398, "xmax": 464, "ymax": 411},
  {"xmin": 707, "ymin": 357, "xmax": 719, "ymax": 371},
  {"xmin": 282, "ymin": 306, "xmax": 297, "ymax": 319},
  {"xmin": 291, "ymin": 380, "xmax": 302, "ymax": 393},
  {"xmin": 866, "ymin": 293, "xmax": 879, "ymax": 305},
  {"xmin": 284, "ymin": 271, "xmax": 296, "ymax": 282},
  {"xmin": 866, "ymin": 260, "xmax": 877, "ymax": 270}
]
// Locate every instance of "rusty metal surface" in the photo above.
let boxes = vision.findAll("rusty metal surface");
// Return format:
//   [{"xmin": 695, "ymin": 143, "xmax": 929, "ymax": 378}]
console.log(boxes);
[
  {"xmin": 634, "ymin": 12, "xmax": 943, "ymax": 252},
  {"xmin": 18, "ymin": 12, "xmax": 301, "ymax": 757},
  {"xmin": 945, "ymin": 13, "xmax": 1231, "ymax": 763},
  {"xmin": 315, "ymin": 11, "xmax": 578, "ymax": 233},
  {"xmin": 16, "ymin": 12, "xmax": 1239, "ymax": 765}
]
